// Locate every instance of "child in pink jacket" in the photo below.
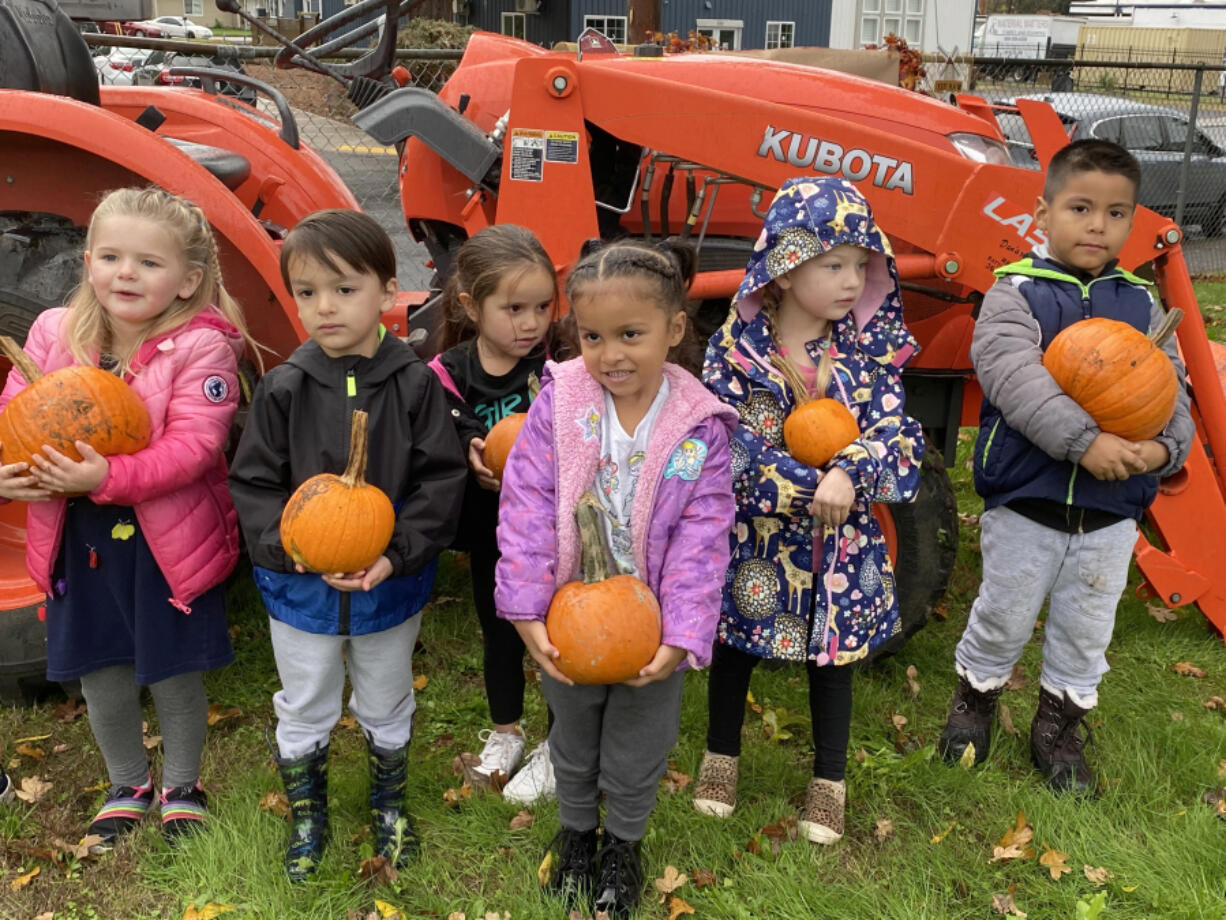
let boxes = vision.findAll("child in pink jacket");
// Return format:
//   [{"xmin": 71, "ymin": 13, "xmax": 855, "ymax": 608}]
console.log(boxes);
[
  {"xmin": 494, "ymin": 239, "xmax": 736, "ymax": 919},
  {"xmin": 0, "ymin": 188, "xmax": 258, "ymax": 850}
]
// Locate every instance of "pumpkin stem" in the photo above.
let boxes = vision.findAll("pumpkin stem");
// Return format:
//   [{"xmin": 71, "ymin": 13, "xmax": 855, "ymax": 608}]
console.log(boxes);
[
  {"xmin": 769, "ymin": 353, "xmax": 812, "ymax": 406},
  {"xmin": 340, "ymin": 410, "xmax": 371, "ymax": 487},
  {"xmin": 0, "ymin": 335, "xmax": 43, "ymax": 384},
  {"xmin": 575, "ymin": 491, "xmax": 614, "ymax": 584},
  {"xmin": 1149, "ymin": 308, "xmax": 1183, "ymax": 347}
]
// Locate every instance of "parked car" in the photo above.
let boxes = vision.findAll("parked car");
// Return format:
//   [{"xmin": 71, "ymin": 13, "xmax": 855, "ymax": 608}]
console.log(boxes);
[
  {"xmin": 121, "ymin": 20, "xmax": 163, "ymax": 38},
  {"xmin": 994, "ymin": 92, "xmax": 1226, "ymax": 236},
  {"xmin": 131, "ymin": 51, "xmax": 257, "ymax": 106},
  {"xmin": 93, "ymin": 47, "xmax": 161, "ymax": 85},
  {"xmin": 132, "ymin": 16, "xmax": 214, "ymax": 39}
]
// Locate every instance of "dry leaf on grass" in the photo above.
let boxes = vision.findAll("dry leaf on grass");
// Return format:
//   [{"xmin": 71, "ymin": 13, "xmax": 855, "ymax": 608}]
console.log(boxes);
[
  {"xmin": 30, "ymin": 913, "xmax": 54, "ymax": 920},
  {"xmin": 412, "ymin": 675, "xmax": 429, "ymax": 691},
  {"xmin": 54, "ymin": 698, "xmax": 87, "ymax": 723},
  {"xmin": 14, "ymin": 776, "xmax": 52, "ymax": 804},
  {"xmin": 1005, "ymin": 663, "xmax": 1030, "ymax": 691},
  {"xmin": 931, "ymin": 820, "xmax": 956, "ymax": 843},
  {"xmin": 660, "ymin": 767, "xmax": 692, "ymax": 795},
  {"xmin": 451, "ymin": 751, "xmax": 506, "ymax": 792},
  {"xmin": 890, "ymin": 712, "xmax": 908, "ymax": 730},
  {"xmin": 442, "ymin": 783, "xmax": 474, "ymax": 807},
  {"xmin": 654, "ymin": 865, "xmax": 687, "ymax": 901},
  {"xmin": 358, "ymin": 854, "xmax": 399, "ymax": 885},
  {"xmin": 1172, "ymin": 661, "xmax": 1207, "ymax": 679},
  {"xmin": 9, "ymin": 866, "xmax": 39, "ymax": 891},
  {"xmin": 957, "ymin": 512, "xmax": 980, "ymax": 527},
  {"xmin": 15, "ymin": 744, "xmax": 43, "ymax": 761},
  {"xmin": 537, "ymin": 850, "xmax": 554, "ymax": 886},
  {"xmin": 182, "ymin": 904, "xmax": 236, "ymax": 920},
  {"xmin": 746, "ymin": 689, "xmax": 763, "ymax": 714},
  {"xmin": 1172, "ymin": 712, "xmax": 1185, "ymax": 722},
  {"xmin": 746, "ymin": 815, "xmax": 798, "ymax": 859},
  {"xmin": 875, "ymin": 818, "xmax": 895, "ymax": 841},
  {"xmin": 1083, "ymin": 865, "xmax": 1113, "ymax": 886},
  {"xmin": 854, "ymin": 748, "xmax": 868, "ymax": 764},
  {"xmin": 374, "ymin": 900, "xmax": 405, "ymax": 919},
  {"xmin": 1146, "ymin": 602, "xmax": 1177, "ymax": 623},
  {"xmin": 1039, "ymin": 846, "xmax": 1071, "ymax": 880},
  {"xmin": 143, "ymin": 734, "xmax": 162, "ymax": 750},
  {"xmin": 905, "ymin": 665, "xmax": 921, "ymax": 698},
  {"xmin": 691, "ymin": 868, "xmax": 717, "ymax": 888},
  {"xmin": 52, "ymin": 743, "xmax": 72, "ymax": 754},
  {"xmin": 14, "ymin": 733, "xmax": 50, "ymax": 744},
  {"xmin": 990, "ymin": 811, "xmax": 1035, "ymax": 863},
  {"xmin": 991, "ymin": 887, "xmax": 1027, "ymax": 917},
  {"xmin": 509, "ymin": 809, "xmax": 534, "ymax": 830},
  {"xmin": 52, "ymin": 834, "xmax": 103, "ymax": 860},
  {"xmin": 338, "ymin": 716, "xmax": 358, "ymax": 730},
  {"xmin": 958, "ymin": 742, "xmax": 977, "ymax": 769},
  {"xmin": 999, "ymin": 704, "xmax": 1020, "ymax": 737},
  {"xmin": 206, "ymin": 704, "xmax": 242, "ymax": 726},
  {"xmin": 1204, "ymin": 696, "xmax": 1226, "ymax": 712},
  {"xmin": 665, "ymin": 896, "xmax": 695, "ymax": 920},
  {"xmin": 447, "ymin": 913, "xmax": 466, "ymax": 920},
  {"xmin": 259, "ymin": 789, "xmax": 290, "ymax": 818}
]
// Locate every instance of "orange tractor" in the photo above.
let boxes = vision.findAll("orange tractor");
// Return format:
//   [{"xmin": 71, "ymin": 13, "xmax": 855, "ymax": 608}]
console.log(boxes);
[{"xmin": 2, "ymin": 0, "xmax": 1225, "ymax": 696}]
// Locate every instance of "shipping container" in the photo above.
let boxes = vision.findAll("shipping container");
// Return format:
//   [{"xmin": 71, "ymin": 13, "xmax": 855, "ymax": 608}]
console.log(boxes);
[{"xmin": 1076, "ymin": 23, "xmax": 1226, "ymax": 93}]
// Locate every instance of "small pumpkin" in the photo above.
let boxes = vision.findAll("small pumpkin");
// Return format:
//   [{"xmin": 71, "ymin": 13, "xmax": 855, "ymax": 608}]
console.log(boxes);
[
  {"xmin": 1043, "ymin": 309, "xmax": 1183, "ymax": 442},
  {"xmin": 546, "ymin": 491, "xmax": 662, "ymax": 684},
  {"xmin": 0, "ymin": 334, "xmax": 151, "ymax": 474},
  {"xmin": 482, "ymin": 371, "xmax": 540, "ymax": 481},
  {"xmin": 280, "ymin": 409, "xmax": 395, "ymax": 573},
  {"xmin": 771, "ymin": 354, "xmax": 859, "ymax": 467}
]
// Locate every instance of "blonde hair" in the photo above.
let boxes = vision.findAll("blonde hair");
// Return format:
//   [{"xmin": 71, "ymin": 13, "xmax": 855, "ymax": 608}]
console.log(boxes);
[
  {"xmin": 761, "ymin": 284, "xmax": 834, "ymax": 399},
  {"xmin": 65, "ymin": 187, "xmax": 262, "ymax": 375}
]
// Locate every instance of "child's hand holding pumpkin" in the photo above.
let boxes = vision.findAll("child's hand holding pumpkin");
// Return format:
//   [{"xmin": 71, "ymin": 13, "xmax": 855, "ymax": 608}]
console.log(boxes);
[
  {"xmin": 467, "ymin": 437, "xmax": 500, "ymax": 491},
  {"xmin": 0, "ymin": 449, "xmax": 50, "ymax": 502},
  {"xmin": 1079, "ymin": 432, "xmax": 1147, "ymax": 482},
  {"xmin": 809, "ymin": 466, "xmax": 855, "ymax": 528},
  {"xmin": 624, "ymin": 644, "xmax": 685, "ymax": 687},
  {"xmin": 512, "ymin": 619, "xmax": 573, "ymax": 686},
  {"xmin": 30, "ymin": 441, "xmax": 108, "ymax": 494}
]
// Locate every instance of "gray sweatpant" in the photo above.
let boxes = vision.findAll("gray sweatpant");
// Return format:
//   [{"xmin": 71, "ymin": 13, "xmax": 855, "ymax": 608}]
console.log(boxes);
[
  {"xmin": 269, "ymin": 615, "xmax": 422, "ymax": 760},
  {"xmin": 955, "ymin": 505, "xmax": 1137, "ymax": 708},
  {"xmin": 542, "ymin": 670, "xmax": 685, "ymax": 841}
]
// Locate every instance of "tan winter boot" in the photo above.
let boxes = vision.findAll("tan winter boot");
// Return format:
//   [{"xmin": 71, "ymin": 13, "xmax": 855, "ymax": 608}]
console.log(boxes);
[{"xmin": 692, "ymin": 751, "xmax": 738, "ymax": 818}]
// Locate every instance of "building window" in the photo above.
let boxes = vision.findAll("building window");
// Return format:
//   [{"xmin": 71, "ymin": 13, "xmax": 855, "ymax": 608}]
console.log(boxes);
[
  {"xmin": 184, "ymin": 0, "xmax": 202, "ymax": 15},
  {"xmin": 696, "ymin": 19, "xmax": 742, "ymax": 50},
  {"xmin": 501, "ymin": 12, "xmax": 525, "ymax": 39},
  {"xmin": 300, "ymin": 0, "xmax": 320, "ymax": 13},
  {"xmin": 860, "ymin": 0, "xmax": 923, "ymax": 47},
  {"xmin": 765, "ymin": 21, "xmax": 794, "ymax": 49},
  {"xmin": 583, "ymin": 15, "xmax": 627, "ymax": 44}
]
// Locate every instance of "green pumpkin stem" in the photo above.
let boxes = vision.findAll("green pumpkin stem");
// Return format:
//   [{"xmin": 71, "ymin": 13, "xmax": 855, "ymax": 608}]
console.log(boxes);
[
  {"xmin": 576, "ymin": 491, "xmax": 614, "ymax": 584},
  {"xmin": 0, "ymin": 335, "xmax": 43, "ymax": 384},
  {"xmin": 1149, "ymin": 308, "xmax": 1183, "ymax": 348},
  {"xmin": 341, "ymin": 410, "xmax": 371, "ymax": 487}
]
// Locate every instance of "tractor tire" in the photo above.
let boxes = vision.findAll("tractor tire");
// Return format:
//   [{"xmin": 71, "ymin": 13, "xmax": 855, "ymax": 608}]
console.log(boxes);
[
  {"xmin": 0, "ymin": 212, "xmax": 85, "ymax": 703},
  {"xmin": 865, "ymin": 438, "xmax": 958, "ymax": 663}
]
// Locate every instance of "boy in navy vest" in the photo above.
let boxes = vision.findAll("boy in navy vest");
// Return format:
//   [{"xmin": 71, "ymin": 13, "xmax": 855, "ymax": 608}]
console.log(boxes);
[{"xmin": 937, "ymin": 139, "xmax": 1194, "ymax": 793}]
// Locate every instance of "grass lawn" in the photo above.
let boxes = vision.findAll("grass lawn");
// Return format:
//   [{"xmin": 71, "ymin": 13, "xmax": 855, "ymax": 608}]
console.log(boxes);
[{"xmin": 2, "ymin": 295, "xmax": 1226, "ymax": 920}]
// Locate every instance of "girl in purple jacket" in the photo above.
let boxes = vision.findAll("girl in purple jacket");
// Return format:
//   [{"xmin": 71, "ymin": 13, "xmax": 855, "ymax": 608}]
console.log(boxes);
[
  {"xmin": 0, "ymin": 188, "xmax": 258, "ymax": 850},
  {"xmin": 494, "ymin": 240, "xmax": 736, "ymax": 919}
]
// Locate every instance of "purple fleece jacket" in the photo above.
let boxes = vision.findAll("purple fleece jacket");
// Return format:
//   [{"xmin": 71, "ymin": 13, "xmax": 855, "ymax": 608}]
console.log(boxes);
[{"xmin": 494, "ymin": 358, "xmax": 737, "ymax": 669}]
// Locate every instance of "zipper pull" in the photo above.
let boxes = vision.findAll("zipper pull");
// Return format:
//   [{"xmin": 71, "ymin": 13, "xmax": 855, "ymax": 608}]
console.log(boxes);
[
  {"xmin": 346, "ymin": 370, "xmax": 356, "ymax": 398},
  {"xmin": 1081, "ymin": 296, "xmax": 1092, "ymax": 319}
]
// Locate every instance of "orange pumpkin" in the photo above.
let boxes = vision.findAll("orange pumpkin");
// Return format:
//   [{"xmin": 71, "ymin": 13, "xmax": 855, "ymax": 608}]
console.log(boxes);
[
  {"xmin": 280, "ymin": 409, "xmax": 395, "ymax": 573},
  {"xmin": 483, "ymin": 412, "xmax": 526, "ymax": 481},
  {"xmin": 546, "ymin": 491, "xmax": 661, "ymax": 684},
  {"xmin": 771, "ymin": 354, "xmax": 859, "ymax": 467},
  {"xmin": 1043, "ymin": 310, "xmax": 1183, "ymax": 442},
  {"xmin": 0, "ymin": 334, "xmax": 151, "ymax": 472}
]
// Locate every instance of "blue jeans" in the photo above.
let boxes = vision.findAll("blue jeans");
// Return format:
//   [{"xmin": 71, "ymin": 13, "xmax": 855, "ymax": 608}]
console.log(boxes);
[{"xmin": 954, "ymin": 505, "xmax": 1136, "ymax": 708}]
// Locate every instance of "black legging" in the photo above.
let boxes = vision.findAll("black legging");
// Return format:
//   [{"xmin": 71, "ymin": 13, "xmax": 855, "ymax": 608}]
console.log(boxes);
[{"xmin": 706, "ymin": 642, "xmax": 853, "ymax": 781}]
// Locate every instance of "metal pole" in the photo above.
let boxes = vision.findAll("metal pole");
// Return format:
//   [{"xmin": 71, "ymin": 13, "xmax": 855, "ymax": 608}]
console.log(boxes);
[{"xmin": 1174, "ymin": 66, "xmax": 1205, "ymax": 229}]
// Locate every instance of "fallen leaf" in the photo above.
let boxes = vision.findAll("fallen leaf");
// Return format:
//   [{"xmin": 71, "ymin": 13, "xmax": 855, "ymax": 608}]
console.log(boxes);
[
  {"xmin": 990, "ymin": 811, "xmax": 1035, "ymax": 863},
  {"xmin": 691, "ymin": 868, "xmax": 717, "ymax": 888},
  {"xmin": 1204, "ymin": 696, "xmax": 1226, "ymax": 711},
  {"xmin": 957, "ymin": 512, "xmax": 980, "ymax": 527},
  {"xmin": 338, "ymin": 715, "xmax": 358, "ymax": 730},
  {"xmin": 654, "ymin": 865, "xmax": 688, "ymax": 901},
  {"xmin": 15, "ymin": 744, "xmax": 43, "ymax": 761},
  {"xmin": 1083, "ymin": 865, "xmax": 1113, "ymax": 887},
  {"xmin": 206, "ymin": 704, "xmax": 242, "ymax": 726},
  {"xmin": 13, "ymin": 733, "xmax": 50, "ymax": 745},
  {"xmin": 259, "ymin": 789, "xmax": 290, "ymax": 818},
  {"xmin": 746, "ymin": 688, "xmax": 762, "ymax": 714},
  {"xmin": 374, "ymin": 901, "xmax": 404, "ymax": 919},
  {"xmin": 447, "ymin": 913, "xmax": 466, "ymax": 920},
  {"xmin": 931, "ymin": 820, "xmax": 956, "ymax": 843},
  {"xmin": 52, "ymin": 743, "xmax": 72, "ymax": 754},
  {"xmin": 854, "ymin": 748, "xmax": 868, "ymax": 764},
  {"xmin": 432, "ymin": 732, "xmax": 455, "ymax": 749},
  {"xmin": 665, "ymin": 896, "xmax": 695, "ymax": 920},
  {"xmin": 54, "ymin": 698, "xmax": 87, "ymax": 723},
  {"xmin": 660, "ymin": 767, "xmax": 692, "ymax": 795},
  {"xmin": 30, "ymin": 913, "xmax": 54, "ymax": 920},
  {"xmin": 1040, "ymin": 846, "xmax": 1071, "ymax": 880},
  {"xmin": 53, "ymin": 834, "xmax": 103, "ymax": 860},
  {"xmin": 1219, "ymin": 759, "xmax": 1226, "ymax": 779},
  {"xmin": 183, "ymin": 905, "xmax": 236, "ymax": 920},
  {"xmin": 481, "ymin": 913, "xmax": 509, "ymax": 920},
  {"xmin": 442, "ymin": 783, "xmax": 473, "ymax": 807},
  {"xmin": 891, "ymin": 713, "xmax": 908, "ymax": 730},
  {"xmin": 1171, "ymin": 711, "xmax": 1185, "ymax": 722},
  {"xmin": 905, "ymin": 664, "xmax": 920, "ymax": 698},
  {"xmin": 10, "ymin": 866, "xmax": 39, "ymax": 891},
  {"xmin": 358, "ymin": 854, "xmax": 398, "ymax": 884},
  {"xmin": 143, "ymin": 734, "xmax": 163, "ymax": 750},
  {"xmin": 1173, "ymin": 661, "xmax": 1207, "ymax": 679},
  {"xmin": 999, "ymin": 704, "xmax": 1020, "ymax": 737},
  {"xmin": 348, "ymin": 826, "xmax": 372, "ymax": 845},
  {"xmin": 991, "ymin": 887, "xmax": 1027, "ymax": 917},
  {"xmin": 509, "ymin": 809, "xmax": 534, "ymax": 830},
  {"xmin": 1146, "ymin": 602, "xmax": 1177, "ymax": 623},
  {"xmin": 14, "ymin": 776, "xmax": 52, "ymax": 803},
  {"xmin": 875, "ymin": 818, "xmax": 895, "ymax": 842},
  {"xmin": 1005, "ymin": 663, "xmax": 1030, "ymax": 691},
  {"xmin": 958, "ymin": 742, "xmax": 977, "ymax": 769},
  {"xmin": 537, "ymin": 849, "xmax": 554, "ymax": 886},
  {"xmin": 412, "ymin": 674, "xmax": 429, "ymax": 691}
]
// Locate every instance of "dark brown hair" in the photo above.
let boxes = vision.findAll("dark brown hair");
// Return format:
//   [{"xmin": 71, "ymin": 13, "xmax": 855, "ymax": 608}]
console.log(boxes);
[
  {"xmin": 565, "ymin": 238, "xmax": 696, "ymax": 316},
  {"xmin": 1044, "ymin": 138, "xmax": 1141, "ymax": 201},
  {"xmin": 280, "ymin": 209, "xmax": 397, "ymax": 292}
]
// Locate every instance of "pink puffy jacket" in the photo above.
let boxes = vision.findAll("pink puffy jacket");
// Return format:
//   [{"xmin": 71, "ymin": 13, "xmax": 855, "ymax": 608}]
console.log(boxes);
[{"xmin": 0, "ymin": 307, "xmax": 243, "ymax": 612}]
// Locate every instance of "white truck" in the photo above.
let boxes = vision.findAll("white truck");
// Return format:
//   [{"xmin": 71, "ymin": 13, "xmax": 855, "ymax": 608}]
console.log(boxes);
[{"xmin": 973, "ymin": 14, "xmax": 1085, "ymax": 88}]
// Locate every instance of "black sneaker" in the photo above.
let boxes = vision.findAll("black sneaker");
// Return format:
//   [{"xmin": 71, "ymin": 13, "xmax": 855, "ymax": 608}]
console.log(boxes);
[
  {"xmin": 87, "ymin": 776, "xmax": 156, "ymax": 852},
  {"xmin": 160, "ymin": 781, "xmax": 209, "ymax": 843},
  {"xmin": 592, "ymin": 831, "xmax": 643, "ymax": 920},
  {"xmin": 546, "ymin": 827, "xmax": 598, "ymax": 910},
  {"xmin": 1030, "ymin": 688, "xmax": 1095, "ymax": 795},
  {"xmin": 938, "ymin": 674, "xmax": 1004, "ymax": 766}
]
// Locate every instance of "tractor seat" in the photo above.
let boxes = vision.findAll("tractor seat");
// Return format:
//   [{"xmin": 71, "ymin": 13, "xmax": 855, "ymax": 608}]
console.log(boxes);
[{"xmin": 165, "ymin": 138, "xmax": 252, "ymax": 190}]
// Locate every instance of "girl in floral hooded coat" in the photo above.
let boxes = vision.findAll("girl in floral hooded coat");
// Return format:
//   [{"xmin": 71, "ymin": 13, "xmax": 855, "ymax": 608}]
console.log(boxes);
[{"xmin": 694, "ymin": 176, "xmax": 924, "ymax": 843}]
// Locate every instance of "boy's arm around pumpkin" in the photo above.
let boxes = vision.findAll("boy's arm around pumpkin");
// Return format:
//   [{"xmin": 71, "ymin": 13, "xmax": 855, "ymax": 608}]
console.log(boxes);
[
  {"xmin": 971, "ymin": 280, "xmax": 1101, "ymax": 463},
  {"xmin": 493, "ymin": 384, "xmax": 558, "ymax": 621},
  {"xmin": 701, "ymin": 343, "xmax": 817, "ymax": 519},
  {"xmin": 656, "ymin": 418, "xmax": 735, "ymax": 669},
  {"xmin": 1146, "ymin": 295, "xmax": 1194, "ymax": 478},
  {"xmin": 90, "ymin": 330, "xmax": 239, "ymax": 505}
]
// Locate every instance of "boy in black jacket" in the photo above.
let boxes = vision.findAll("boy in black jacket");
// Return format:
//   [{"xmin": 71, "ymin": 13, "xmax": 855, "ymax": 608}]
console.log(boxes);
[{"xmin": 229, "ymin": 210, "xmax": 466, "ymax": 880}]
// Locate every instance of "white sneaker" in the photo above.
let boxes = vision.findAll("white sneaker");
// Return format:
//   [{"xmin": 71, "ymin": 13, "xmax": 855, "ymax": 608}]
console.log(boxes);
[
  {"xmin": 0, "ymin": 770, "xmax": 12, "ymax": 804},
  {"xmin": 474, "ymin": 729, "xmax": 525, "ymax": 779},
  {"xmin": 501, "ymin": 741, "xmax": 555, "ymax": 806}
]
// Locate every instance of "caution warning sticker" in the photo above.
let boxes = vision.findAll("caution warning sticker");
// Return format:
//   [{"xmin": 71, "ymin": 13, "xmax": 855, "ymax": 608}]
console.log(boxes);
[
  {"xmin": 510, "ymin": 129, "xmax": 545, "ymax": 182},
  {"xmin": 545, "ymin": 130, "xmax": 580, "ymax": 164}
]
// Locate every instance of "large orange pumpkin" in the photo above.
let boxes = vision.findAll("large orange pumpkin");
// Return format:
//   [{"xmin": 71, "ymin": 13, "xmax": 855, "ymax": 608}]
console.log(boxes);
[
  {"xmin": 280, "ymin": 409, "xmax": 395, "ymax": 573},
  {"xmin": 482, "ymin": 371, "xmax": 539, "ymax": 481},
  {"xmin": 0, "ymin": 335, "xmax": 151, "ymax": 473},
  {"xmin": 771, "ymin": 354, "xmax": 859, "ymax": 467},
  {"xmin": 1043, "ymin": 310, "xmax": 1183, "ymax": 442},
  {"xmin": 546, "ymin": 491, "xmax": 661, "ymax": 684}
]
